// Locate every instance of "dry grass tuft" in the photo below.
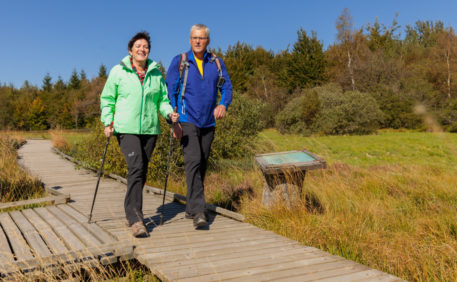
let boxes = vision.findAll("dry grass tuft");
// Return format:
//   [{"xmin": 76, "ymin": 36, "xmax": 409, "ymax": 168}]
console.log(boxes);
[
  {"xmin": 0, "ymin": 135, "xmax": 44, "ymax": 202},
  {"xmin": 4, "ymin": 259, "xmax": 157, "ymax": 281},
  {"xmin": 49, "ymin": 130, "xmax": 70, "ymax": 152}
]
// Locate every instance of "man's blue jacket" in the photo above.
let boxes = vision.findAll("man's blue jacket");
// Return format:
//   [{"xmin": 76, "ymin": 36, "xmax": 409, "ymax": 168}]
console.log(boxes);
[{"xmin": 165, "ymin": 50, "xmax": 233, "ymax": 128}]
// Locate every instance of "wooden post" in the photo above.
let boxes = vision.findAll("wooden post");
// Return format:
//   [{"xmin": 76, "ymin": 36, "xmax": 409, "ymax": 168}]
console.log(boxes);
[{"xmin": 261, "ymin": 169, "xmax": 306, "ymax": 208}]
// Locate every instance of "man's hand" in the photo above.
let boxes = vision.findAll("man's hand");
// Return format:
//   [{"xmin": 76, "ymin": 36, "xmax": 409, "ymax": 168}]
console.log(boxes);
[
  {"xmin": 104, "ymin": 124, "xmax": 114, "ymax": 138},
  {"xmin": 172, "ymin": 123, "xmax": 182, "ymax": 139},
  {"xmin": 214, "ymin": 105, "xmax": 226, "ymax": 120}
]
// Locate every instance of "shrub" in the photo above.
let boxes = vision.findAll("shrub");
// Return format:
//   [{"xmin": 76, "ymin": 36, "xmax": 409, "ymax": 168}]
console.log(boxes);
[
  {"xmin": 275, "ymin": 90, "xmax": 320, "ymax": 135},
  {"xmin": 211, "ymin": 93, "xmax": 265, "ymax": 160},
  {"xmin": 439, "ymin": 99, "xmax": 457, "ymax": 132},
  {"xmin": 315, "ymin": 88, "xmax": 384, "ymax": 135},
  {"xmin": 275, "ymin": 84, "xmax": 384, "ymax": 135},
  {"xmin": 371, "ymin": 86, "xmax": 422, "ymax": 129}
]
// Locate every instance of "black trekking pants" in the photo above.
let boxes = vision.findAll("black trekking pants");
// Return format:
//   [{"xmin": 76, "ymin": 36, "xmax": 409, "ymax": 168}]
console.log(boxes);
[
  {"xmin": 180, "ymin": 123, "xmax": 215, "ymax": 215},
  {"xmin": 116, "ymin": 134, "xmax": 157, "ymax": 226}
]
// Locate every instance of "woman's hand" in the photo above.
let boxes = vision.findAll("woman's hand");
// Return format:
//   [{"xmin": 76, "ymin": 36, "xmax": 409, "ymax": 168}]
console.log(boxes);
[{"xmin": 104, "ymin": 125, "xmax": 114, "ymax": 138}]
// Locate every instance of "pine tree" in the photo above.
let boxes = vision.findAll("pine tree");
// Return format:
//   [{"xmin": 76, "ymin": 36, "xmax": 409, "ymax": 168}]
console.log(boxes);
[
  {"xmin": 286, "ymin": 29, "xmax": 327, "ymax": 91},
  {"xmin": 98, "ymin": 64, "xmax": 107, "ymax": 78},
  {"xmin": 80, "ymin": 69, "xmax": 87, "ymax": 82},
  {"xmin": 68, "ymin": 69, "xmax": 81, "ymax": 89},
  {"xmin": 42, "ymin": 73, "xmax": 52, "ymax": 92},
  {"xmin": 54, "ymin": 76, "xmax": 66, "ymax": 91}
]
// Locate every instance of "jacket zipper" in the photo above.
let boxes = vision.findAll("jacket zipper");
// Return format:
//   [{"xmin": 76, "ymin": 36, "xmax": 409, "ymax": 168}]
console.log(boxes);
[{"xmin": 139, "ymin": 78, "xmax": 144, "ymax": 134}]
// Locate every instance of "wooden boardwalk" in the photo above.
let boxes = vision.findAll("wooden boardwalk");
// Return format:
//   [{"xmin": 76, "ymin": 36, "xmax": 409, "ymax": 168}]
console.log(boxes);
[
  {"xmin": 0, "ymin": 204, "xmax": 133, "ymax": 278},
  {"xmin": 9, "ymin": 139, "xmax": 402, "ymax": 281}
]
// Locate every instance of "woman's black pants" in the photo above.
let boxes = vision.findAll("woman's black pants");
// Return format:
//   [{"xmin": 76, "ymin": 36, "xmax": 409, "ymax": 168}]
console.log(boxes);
[{"xmin": 116, "ymin": 134, "xmax": 157, "ymax": 226}]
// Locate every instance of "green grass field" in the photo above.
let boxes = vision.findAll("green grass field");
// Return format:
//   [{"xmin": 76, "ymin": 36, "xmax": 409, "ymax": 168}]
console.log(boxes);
[{"xmin": 42, "ymin": 129, "xmax": 457, "ymax": 280}]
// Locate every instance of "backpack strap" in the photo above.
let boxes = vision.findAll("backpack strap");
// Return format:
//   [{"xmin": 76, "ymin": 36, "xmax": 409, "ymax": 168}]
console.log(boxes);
[
  {"xmin": 210, "ymin": 53, "xmax": 225, "ymax": 90},
  {"xmin": 177, "ymin": 53, "xmax": 189, "ymax": 115},
  {"xmin": 210, "ymin": 53, "xmax": 223, "ymax": 76}
]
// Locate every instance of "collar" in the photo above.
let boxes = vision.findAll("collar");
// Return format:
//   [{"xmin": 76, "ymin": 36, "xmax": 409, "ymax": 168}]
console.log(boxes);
[{"xmin": 188, "ymin": 50, "xmax": 209, "ymax": 62}]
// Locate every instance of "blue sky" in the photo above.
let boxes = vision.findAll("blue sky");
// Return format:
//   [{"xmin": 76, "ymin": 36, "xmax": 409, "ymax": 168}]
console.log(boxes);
[{"xmin": 2, "ymin": 0, "xmax": 457, "ymax": 88}]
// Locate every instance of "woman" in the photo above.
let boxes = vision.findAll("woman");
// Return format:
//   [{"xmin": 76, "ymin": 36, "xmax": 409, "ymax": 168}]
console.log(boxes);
[{"xmin": 100, "ymin": 31, "xmax": 179, "ymax": 237}]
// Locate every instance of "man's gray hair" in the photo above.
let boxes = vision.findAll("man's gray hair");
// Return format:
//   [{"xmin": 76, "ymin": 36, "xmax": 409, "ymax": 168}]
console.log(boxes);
[{"xmin": 190, "ymin": 24, "xmax": 210, "ymax": 39}]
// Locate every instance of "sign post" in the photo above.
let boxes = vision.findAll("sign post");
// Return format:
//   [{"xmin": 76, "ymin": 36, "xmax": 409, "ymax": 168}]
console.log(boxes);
[{"xmin": 255, "ymin": 150, "xmax": 326, "ymax": 208}]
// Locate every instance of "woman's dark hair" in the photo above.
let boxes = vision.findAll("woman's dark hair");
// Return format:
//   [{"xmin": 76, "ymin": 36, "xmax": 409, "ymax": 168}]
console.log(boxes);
[{"xmin": 128, "ymin": 31, "xmax": 151, "ymax": 51}]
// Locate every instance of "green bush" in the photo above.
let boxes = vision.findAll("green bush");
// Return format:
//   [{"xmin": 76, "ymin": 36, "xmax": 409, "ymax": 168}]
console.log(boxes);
[
  {"xmin": 316, "ymin": 88, "xmax": 384, "ymax": 135},
  {"xmin": 439, "ymin": 99, "xmax": 457, "ymax": 132},
  {"xmin": 275, "ymin": 89, "xmax": 320, "ymax": 135},
  {"xmin": 371, "ymin": 86, "xmax": 422, "ymax": 129},
  {"xmin": 211, "ymin": 94, "xmax": 265, "ymax": 160},
  {"xmin": 275, "ymin": 84, "xmax": 384, "ymax": 135}
]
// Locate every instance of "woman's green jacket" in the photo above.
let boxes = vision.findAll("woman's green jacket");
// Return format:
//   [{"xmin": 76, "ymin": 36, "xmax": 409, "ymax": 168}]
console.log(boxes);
[{"xmin": 100, "ymin": 56, "xmax": 173, "ymax": 135}]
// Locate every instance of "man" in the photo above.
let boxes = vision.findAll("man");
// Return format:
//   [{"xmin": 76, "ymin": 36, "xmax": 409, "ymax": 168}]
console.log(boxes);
[{"xmin": 166, "ymin": 24, "xmax": 232, "ymax": 228}]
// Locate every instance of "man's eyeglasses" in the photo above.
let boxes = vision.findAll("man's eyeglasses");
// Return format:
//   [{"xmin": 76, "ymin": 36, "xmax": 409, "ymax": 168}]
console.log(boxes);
[{"xmin": 191, "ymin": 37, "xmax": 208, "ymax": 41}]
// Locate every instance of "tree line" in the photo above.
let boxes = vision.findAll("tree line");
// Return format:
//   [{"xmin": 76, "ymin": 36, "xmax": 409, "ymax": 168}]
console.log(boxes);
[{"xmin": 2, "ymin": 9, "xmax": 457, "ymax": 134}]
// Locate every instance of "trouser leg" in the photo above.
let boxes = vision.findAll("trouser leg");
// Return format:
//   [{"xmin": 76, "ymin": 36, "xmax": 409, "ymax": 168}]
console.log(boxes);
[
  {"xmin": 181, "ymin": 123, "xmax": 215, "ymax": 215},
  {"xmin": 117, "ymin": 134, "xmax": 157, "ymax": 226},
  {"xmin": 199, "ymin": 126, "xmax": 215, "ymax": 182}
]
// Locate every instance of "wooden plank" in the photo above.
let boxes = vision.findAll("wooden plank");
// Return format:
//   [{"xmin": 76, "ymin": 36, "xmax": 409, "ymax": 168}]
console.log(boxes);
[
  {"xmin": 228, "ymin": 260, "xmax": 359, "ymax": 282},
  {"xmin": 56, "ymin": 204, "xmax": 117, "ymax": 244},
  {"xmin": 34, "ymin": 207, "xmax": 86, "ymax": 251},
  {"xmin": 159, "ymin": 248, "xmax": 327, "ymax": 280},
  {"xmin": 316, "ymin": 269, "xmax": 388, "ymax": 282},
  {"xmin": 139, "ymin": 237, "xmax": 295, "ymax": 264},
  {"xmin": 46, "ymin": 206, "xmax": 102, "ymax": 248},
  {"xmin": 0, "ymin": 196, "xmax": 66, "ymax": 211},
  {"xmin": 21, "ymin": 209, "xmax": 68, "ymax": 255},
  {"xmin": 145, "ymin": 240, "xmax": 300, "ymax": 266},
  {"xmin": 146, "ymin": 224, "xmax": 260, "ymax": 239},
  {"xmin": 9, "ymin": 211, "xmax": 52, "ymax": 258},
  {"xmin": 0, "ymin": 223, "xmax": 14, "ymax": 261},
  {"xmin": 0, "ymin": 213, "xmax": 34, "ymax": 261},
  {"xmin": 148, "ymin": 227, "xmax": 279, "ymax": 243},
  {"xmin": 136, "ymin": 232, "xmax": 282, "ymax": 254},
  {"xmin": 173, "ymin": 255, "xmax": 345, "ymax": 282},
  {"xmin": 160, "ymin": 247, "xmax": 317, "ymax": 271},
  {"xmin": 0, "ymin": 224, "xmax": 20, "ymax": 278},
  {"xmin": 272, "ymin": 262, "xmax": 369, "ymax": 282},
  {"xmin": 365, "ymin": 275, "xmax": 404, "ymax": 282}
]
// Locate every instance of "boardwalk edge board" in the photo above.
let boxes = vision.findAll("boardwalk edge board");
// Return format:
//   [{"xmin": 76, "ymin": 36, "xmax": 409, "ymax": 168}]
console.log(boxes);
[
  {"xmin": 0, "ymin": 194, "xmax": 69, "ymax": 212},
  {"xmin": 52, "ymin": 146, "xmax": 245, "ymax": 222}
]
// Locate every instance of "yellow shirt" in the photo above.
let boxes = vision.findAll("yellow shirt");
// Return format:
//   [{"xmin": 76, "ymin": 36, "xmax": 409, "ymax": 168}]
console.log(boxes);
[{"xmin": 195, "ymin": 56, "xmax": 203, "ymax": 76}]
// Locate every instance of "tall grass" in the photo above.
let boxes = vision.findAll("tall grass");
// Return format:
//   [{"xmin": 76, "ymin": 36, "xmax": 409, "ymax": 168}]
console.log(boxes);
[
  {"xmin": 5, "ymin": 259, "xmax": 158, "ymax": 281},
  {"xmin": 240, "ymin": 130, "xmax": 457, "ymax": 281},
  {"xmin": 0, "ymin": 134, "xmax": 44, "ymax": 202}
]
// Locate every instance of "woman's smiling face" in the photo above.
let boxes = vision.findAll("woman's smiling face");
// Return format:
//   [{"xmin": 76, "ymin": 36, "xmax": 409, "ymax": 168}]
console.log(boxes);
[{"xmin": 129, "ymin": 39, "xmax": 149, "ymax": 64}]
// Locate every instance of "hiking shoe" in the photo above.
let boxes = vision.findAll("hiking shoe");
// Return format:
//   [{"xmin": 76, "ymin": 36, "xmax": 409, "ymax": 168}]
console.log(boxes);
[
  {"xmin": 185, "ymin": 212, "xmax": 194, "ymax": 219},
  {"xmin": 131, "ymin": 221, "xmax": 147, "ymax": 237},
  {"xmin": 193, "ymin": 213, "xmax": 207, "ymax": 228}
]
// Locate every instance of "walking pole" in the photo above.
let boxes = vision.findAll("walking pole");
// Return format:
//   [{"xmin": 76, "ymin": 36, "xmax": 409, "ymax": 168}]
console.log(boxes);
[
  {"xmin": 160, "ymin": 109, "xmax": 177, "ymax": 225},
  {"xmin": 88, "ymin": 136, "xmax": 110, "ymax": 223}
]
